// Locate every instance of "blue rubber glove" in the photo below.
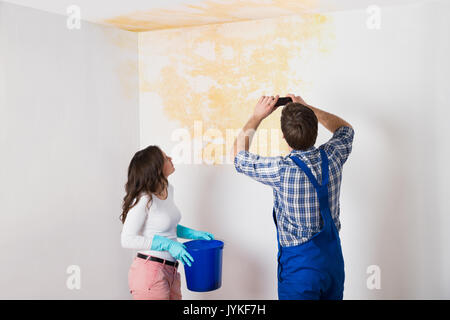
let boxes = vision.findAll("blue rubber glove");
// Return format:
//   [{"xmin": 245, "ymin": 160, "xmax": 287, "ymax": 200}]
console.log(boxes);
[
  {"xmin": 177, "ymin": 224, "xmax": 215, "ymax": 240},
  {"xmin": 150, "ymin": 235, "xmax": 194, "ymax": 267}
]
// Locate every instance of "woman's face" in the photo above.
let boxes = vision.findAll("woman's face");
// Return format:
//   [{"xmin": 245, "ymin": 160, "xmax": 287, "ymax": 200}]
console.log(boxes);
[{"xmin": 162, "ymin": 151, "xmax": 175, "ymax": 177}]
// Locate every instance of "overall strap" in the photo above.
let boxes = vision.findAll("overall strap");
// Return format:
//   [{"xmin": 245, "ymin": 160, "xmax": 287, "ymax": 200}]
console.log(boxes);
[
  {"xmin": 289, "ymin": 149, "xmax": 329, "ymax": 189},
  {"xmin": 289, "ymin": 149, "xmax": 331, "ymax": 230},
  {"xmin": 319, "ymin": 149, "xmax": 329, "ymax": 186}
]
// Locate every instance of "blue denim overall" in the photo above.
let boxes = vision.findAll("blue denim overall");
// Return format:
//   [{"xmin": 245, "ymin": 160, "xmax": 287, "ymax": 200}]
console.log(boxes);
[{"xmin": 273, "ymin": 149, "xmax": 345, "ymax": 300}]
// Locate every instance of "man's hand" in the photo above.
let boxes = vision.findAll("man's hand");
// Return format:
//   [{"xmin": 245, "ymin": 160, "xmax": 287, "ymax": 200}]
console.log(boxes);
[
  {"xmin": 286, "ymin": 93, "xmax": 309, "ymax": 106},
  {"xmin": 253, "ymin": 95, "xmax": 280, "ymax": 121}
]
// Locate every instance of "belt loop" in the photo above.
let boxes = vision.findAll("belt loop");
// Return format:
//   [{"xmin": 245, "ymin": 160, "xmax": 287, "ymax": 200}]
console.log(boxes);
[{"xmin": 144, "ymin": 254, "xmax": 150, "ymax": 264}]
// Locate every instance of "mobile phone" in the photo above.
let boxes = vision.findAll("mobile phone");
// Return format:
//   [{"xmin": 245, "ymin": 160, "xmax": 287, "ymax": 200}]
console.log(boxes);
[{"xmin": 274, "ymin": 97, "xmax": 293, "ymax": 107}]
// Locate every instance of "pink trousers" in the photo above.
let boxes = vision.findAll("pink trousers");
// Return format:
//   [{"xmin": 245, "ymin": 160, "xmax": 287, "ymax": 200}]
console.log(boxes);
[{"xmin": 128, "ymin": 256, "xmax": 182, "ymax": 300}]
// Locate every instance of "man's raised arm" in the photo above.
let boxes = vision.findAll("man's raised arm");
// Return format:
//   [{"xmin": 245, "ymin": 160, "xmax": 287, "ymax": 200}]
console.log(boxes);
[
  {"xmin": 286, "ymin": 94, "xmax": 352, "ymax": 133},
  {"xmin": 231, "ymin": 95, "xmax": 279, "ymax": 159}
]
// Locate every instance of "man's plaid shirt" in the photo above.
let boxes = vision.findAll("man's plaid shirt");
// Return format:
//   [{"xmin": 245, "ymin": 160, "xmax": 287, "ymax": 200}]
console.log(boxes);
[{"xmin": 234, "ymin": 126, "xmax": 355, "ymax": 247}]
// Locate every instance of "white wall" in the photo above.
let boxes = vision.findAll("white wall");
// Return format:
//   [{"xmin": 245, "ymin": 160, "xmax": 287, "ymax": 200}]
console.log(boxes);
[
  {"xmin": 322, "ymin": 1, "xmax": 450, "ymax": 299},
  {"xmin": 139, "ymin": 1, "xmax": 450, "ymax": 299},
  {"xmin": 0, "ymin": 2, "xmax": 139, "ymax": 299},
  {"xmin": 1, "ymin": 0, "xmax": 449, "ymax": 300}
]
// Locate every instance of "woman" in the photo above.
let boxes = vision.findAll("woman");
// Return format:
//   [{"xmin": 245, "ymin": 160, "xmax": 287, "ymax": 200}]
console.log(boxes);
[{"xmin": 120, "ymin": 145, "xmax": 215, "ymax": 300}]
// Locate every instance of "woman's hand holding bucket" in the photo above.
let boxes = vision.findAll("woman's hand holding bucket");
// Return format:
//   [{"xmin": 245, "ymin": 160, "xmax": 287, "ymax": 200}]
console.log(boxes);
[
  {"xmin": 166, "ymin": 242, "xmax": 195, "ymax": 267},
  {"xmin": 177, "ymin": 224, "xmax": 215, "ymax": 241},
  {"xmin": 151, "ymin": 234, "xmax": 194, "ymax": 267},
  {"xmin": 190, "ymin": 230, "xmax": 215, "ymax": 240}
]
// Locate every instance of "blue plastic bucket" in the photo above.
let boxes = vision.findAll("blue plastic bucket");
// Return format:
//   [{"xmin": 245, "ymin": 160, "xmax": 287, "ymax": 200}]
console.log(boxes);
[{"xmin": 183, "ymin": 239, "xmax": 224, "ymax": 292}]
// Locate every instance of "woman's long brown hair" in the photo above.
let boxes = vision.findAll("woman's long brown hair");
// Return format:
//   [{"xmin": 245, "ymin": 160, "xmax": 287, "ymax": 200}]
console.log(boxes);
[{"xmin": 120, "ymin": 145, "xmax": 168, "ymax": 224}]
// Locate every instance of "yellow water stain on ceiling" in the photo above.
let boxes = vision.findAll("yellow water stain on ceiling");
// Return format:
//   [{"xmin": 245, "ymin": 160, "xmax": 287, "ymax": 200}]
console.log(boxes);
[
  {"xmin": 103, "ymin": 0, "xmax": 317, "ymax": 32},
  {"xmin": 139, "ymin": 11, "xmax": 334, "ymax": 164}
]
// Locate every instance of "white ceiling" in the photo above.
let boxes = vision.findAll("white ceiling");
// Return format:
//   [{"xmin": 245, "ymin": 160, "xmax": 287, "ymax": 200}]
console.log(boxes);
[{"xmin": 2, "ymin": 0, "xmax": 427, "ymax": 31}]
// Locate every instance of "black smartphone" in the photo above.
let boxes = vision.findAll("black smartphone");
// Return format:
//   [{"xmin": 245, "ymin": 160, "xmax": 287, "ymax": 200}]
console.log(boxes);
[{"xmin": 274, "ymin": 97, "xmax": 293, "ymax": 107}]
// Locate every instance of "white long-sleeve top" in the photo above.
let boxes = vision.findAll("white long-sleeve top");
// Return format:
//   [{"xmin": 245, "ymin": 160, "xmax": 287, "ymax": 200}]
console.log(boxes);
[{"xmin": 121, "ymin": 183, "xmax": 181, "ymax": 261}]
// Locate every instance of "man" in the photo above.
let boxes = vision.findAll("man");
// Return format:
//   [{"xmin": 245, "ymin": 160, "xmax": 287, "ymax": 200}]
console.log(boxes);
[{"xmin": 231, "ymin": 93, "xmax": 354, "ymax": 300}]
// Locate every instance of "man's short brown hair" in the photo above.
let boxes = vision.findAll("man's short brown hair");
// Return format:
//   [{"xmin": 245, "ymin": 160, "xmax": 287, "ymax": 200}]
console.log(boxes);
[{"xmin": 280, "ymin": 102, "xmax": 318, "ymax": 150}]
